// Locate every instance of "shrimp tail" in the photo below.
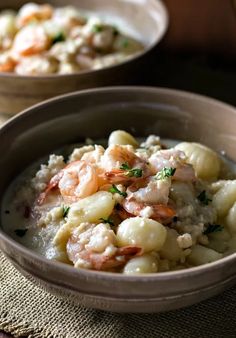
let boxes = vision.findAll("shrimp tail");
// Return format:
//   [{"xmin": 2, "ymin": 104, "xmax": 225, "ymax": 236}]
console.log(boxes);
[
  {"xmin": 104, "ymin": 169, "xmax": 130, "ymax": 183},
  {"xmin": 152, "ymin": 204, "xmax": 176, "ymax": 224}
]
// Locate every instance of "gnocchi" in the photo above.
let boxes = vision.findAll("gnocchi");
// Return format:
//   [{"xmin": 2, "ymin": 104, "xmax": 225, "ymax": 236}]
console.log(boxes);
[
  {"xmin": 2, "ymin": 130, "xmax": 236, "ymax": 274},
  {"xmin": 175, "ymin": 142, "xmax": 221, "ymax": 180}
]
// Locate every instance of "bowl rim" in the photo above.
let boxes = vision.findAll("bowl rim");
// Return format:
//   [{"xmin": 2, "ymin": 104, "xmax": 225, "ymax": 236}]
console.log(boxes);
[
  {"xmin": 0, "ymin": 0, "xmax": 169, "ymax": 80},
  {"xmin": 1, "ymin": 85, "xmax": 236, "ymax": 283}
]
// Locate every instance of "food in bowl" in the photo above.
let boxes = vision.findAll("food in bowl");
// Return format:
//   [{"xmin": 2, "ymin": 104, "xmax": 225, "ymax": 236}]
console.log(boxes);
[
  {"xmin": 2, "ymin": 130, "xmax": 236, "ymax": 274},
  {"xmin": 0, "ymin": 3, "xmax": 143, "ymax": 75}
]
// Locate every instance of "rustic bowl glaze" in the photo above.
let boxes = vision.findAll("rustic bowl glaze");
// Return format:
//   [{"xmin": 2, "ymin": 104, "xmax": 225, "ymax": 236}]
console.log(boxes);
[
  {"xmin": 0, "ymin": 87, "xmax": 236, "ymax": 313},
  {"xmin": 0, "ymin": 0, "xmax": 168, "ymax": 114}
]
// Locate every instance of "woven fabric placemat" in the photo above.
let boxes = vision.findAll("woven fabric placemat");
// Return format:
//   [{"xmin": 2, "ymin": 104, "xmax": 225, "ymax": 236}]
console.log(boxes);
[{"xmin": 0, "ymin": 251, "xmax": 236, "ymax": 338}]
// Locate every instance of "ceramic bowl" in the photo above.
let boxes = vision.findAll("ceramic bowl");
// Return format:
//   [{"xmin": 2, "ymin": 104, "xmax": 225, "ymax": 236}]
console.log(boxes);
[
  {"xmin": 0, "ymin": 87, "xmax": 236, "ymax": 313},
  {"xmin": 0, "ymin": 0, "xmax": 168, "ymax": 114}
]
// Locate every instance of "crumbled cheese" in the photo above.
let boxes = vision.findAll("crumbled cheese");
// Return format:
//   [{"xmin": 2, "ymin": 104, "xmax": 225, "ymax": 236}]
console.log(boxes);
[
  {"xmin": 69, "ymin": 145, "xmax": 94, "ymax": 163},
  {"xmin": 177, "ymin": 233, "xmax": 193, "ymax": 249},
  {"xmin": 32, "ymin": 154, "xmax": 65, "ymax": 192}
]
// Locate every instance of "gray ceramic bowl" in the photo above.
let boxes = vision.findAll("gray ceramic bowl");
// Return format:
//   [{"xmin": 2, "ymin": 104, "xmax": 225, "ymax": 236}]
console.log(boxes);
[
  {"xmin": 0, "ymin": 0, "xmax": 168, "ymax": 114},
  {"xmin": 0, "ymin": 87, "xmax": 236, "ymax": 313}
]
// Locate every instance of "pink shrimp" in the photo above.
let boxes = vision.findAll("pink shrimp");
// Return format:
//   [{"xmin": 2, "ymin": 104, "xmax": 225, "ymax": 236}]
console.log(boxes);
[
  {"xmin": 149, "ymin": 149, "xmax": 196, "ymax": 182},
  {"xmin": 38, "ymin": 160, "xmax": 98, "ymax": 204},
  {"xmin": 122, "ymin": 199, "xmax": 175, "ymax": 224},
  {"xmin": 0, "ymin": 54, "xmax": 16, "ymax": 72},
  {"xmin": 17, "ymin": 3, "xmax": 53, "ymax": 27},
  {"xmin": 12, "ymin": 25, "xmax": 51, "ymax": 56},
  {"xmin": 100, "ymin": 144, "xmax": 151, "ymax": 184},
  {"xmin": 78, "ymin": 246, "xmax": 142, "ymax": 270},
  {"xmin": 66, "ymin": 222, "xmax": 141, "ymax": 271}
]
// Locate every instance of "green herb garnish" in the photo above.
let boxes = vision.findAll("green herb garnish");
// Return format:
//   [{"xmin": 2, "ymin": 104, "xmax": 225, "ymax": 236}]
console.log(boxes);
[
  {"xmin": 112, "ymin": 26, "xmax": 119, "ymax": 36},
  {"xmin": 197, "ymin": 190, "xmax": 212, "ymax": 205},
  {"xmin": 92, "ymin": 24, "xmax": 103, "ymax": 33},
  {"xmin": 122, "ymin": 39, "xmax": 129, "ymax": 48},
  {"xmin": 100, "ymin": 217, "xmax": 114, "ymax": 226},
  {"xmin": 62, "ymin": 205, "xmax": 70, "ymax": 218},
  {"xmin": 203, "ymin": 224, "xmax": 223, "ymax": 235},
  {"xmin": 109, "ymin": 184, "xmax": 127, "ymax": 197},
  {"xmin": 14, "ymin": 229, "xmax": 28, "ymax": 237},
  {"xmin": 120, "ymin": 162, "xmax": 143, "ymax": 178},
  {"xmin": 52, "ymin": 32, "xmax": 65, "ymax": 45},
  {"xmin": 156, "ymin": 167, "xmax": 176, "ymax": 180}
]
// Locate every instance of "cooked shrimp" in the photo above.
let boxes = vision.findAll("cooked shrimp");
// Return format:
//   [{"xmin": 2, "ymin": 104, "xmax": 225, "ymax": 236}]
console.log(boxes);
[
  {"xmin": 38, "ymin": 160, "xmax": 98, "ymax": 204},
  {"xmin": 100, "ymin": 144, "xmax": 151, "ymax": 183},
  {"xmin": 127, "ymin": 176, "xmax": 171, "ymax": 205},
  {"xmin": 0, "ymin": 52, "xmax": 16, "ymax": 72},
  {"xmin": 122, "ymin": 199, "xmax": 175, "ymax": 224},
  {"xmin": 12, "ymin": 25, "xmax": 50, "ymax": 56},
  {"xmin": 16, "ymin": 3, "xmax": 53, "ymax": 27},
  {"xmin": 149, "ymin": 149, "xmax": 196, "ymax": 182},
  {"xmin": 67, "ymin": 222, "xmax": 141, "ymax": 270}
]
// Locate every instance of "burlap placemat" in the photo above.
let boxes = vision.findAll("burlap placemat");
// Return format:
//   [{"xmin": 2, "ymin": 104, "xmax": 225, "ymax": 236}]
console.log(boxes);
[{"xmin": 0, "ymin": 251, "xmax": 236, "ymax": 338}]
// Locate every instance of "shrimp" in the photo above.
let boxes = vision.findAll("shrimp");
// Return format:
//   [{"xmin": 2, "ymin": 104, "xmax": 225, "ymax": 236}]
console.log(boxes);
[
  {"xmin": 12, "ymin": 25, "xmax": 50, "ymax": 57},
  {"xmin": 127, "ymin": 176, "xmax": 171, "ymax": 205},
  {"xmin": 122, "ymin": 199, "xmax": 175, "ymax": 224},
  {"xmin": 16, "ymin": 3, "xmax": 53, "ymax": 27},
  {"xmin": 38, "ymin": 160, "xmax": 98, "ymax": 204},
  {"xmin": 66, "ymin": 222, "xmax": 141, "ymax": 270},
  {"xmin": 100, "ymin": 145, "xmax": 151, "ymax": 184},
  {"xmin": 0, "ymin": 52, "xmax": 16, "ymax": 72},
  {"xmin": 149, "ymin": 149, "xmax": 196, "ymax": 182}
]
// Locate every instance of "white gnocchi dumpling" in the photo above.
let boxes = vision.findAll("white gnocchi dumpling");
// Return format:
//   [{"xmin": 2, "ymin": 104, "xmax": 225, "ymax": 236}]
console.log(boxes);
[
  {"xmin": 187, "ymin": 244, "xmax": 222, "ymax": 265},
  {"xmin": 212, "ymin": 180, "xmax": 236, "ymax": 217},
  {"xmin": 108, "ymin": 130, "xmax": 138, "ymax": 147},
  {"xmin": 116, "ymin": 217, "xmax": 167, "ymax": 252},
  {"xmin": 225, "ymin": 202, "xmax": 236, "ymax": 234},
  {"xmin": 175, "ymin": 142, "xmax": 221, "ymax": 180},
  {"xmin": 53, "ymin": 191, "xmax": 115, "ymax": 250},
  {"xmin": 159, "ymin": 228, "xmax": 183, "ymax": 261},
  {"xmin": 123, "ymin": 253, "xmax": 159, "ymax": 274}
]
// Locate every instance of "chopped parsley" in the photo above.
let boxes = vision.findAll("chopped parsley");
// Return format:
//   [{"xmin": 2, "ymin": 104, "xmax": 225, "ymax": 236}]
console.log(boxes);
[
  {"xmin": 120, "ymin": 162, "xmax": 143, "ymax": 178},
  {"xmin": 100, "ymin": 217, "xmax": 114, "ymax": 226},
  {"xmin": 197, "ymin": 190, "xmax": 212, "ymax": 205},
  {"xmin": 109, "ymin": 184, "xmax": 127, "ymax": 197},
  {"xmin": 14, "ymin": 229, "xmax": 28, "ymax": 237},
  {"xmin": 92, "ymin": 24, "xmax": 103, "ymax": 33},
  {"xmin": 122, "ymin": 39, "xmax": 129, "ymax": 48},
  {"xmin": 203, "ymin": 224, "xmax": 223, "ymax": 235},
  {"xmin": 52, "ymin": 32, "xmax": 65, "ymax": 45},
  {"xmin": 113, "ymin": 26, "xmax": 119, "ymax": 36},
  {"xmin": 62, "ymin": 205, "xmax": 70, "ymax": 218},
  {"xmin": 156, "ymin": 167, "xmax": 176, "ymax": 180}
]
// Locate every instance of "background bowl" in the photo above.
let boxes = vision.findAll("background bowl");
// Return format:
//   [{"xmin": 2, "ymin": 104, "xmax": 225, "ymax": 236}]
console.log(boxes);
[
  {"xmin": 0, "ymin": 0, "xmax": 168, "ymax": 115},
  {"xmin": 0, "ymin": 87, "xmax": 236, "ymax": 313}
]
